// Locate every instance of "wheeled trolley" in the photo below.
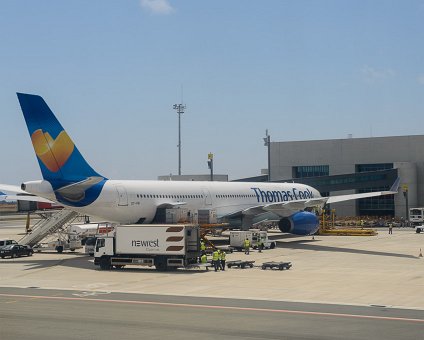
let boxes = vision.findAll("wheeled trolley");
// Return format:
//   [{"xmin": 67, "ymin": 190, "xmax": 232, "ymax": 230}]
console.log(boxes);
[
  {"xmin": 261, "ymin": 261, "xmax": 292, "ymax": 270},
  {"xmin": 226, "ymin": 260, "xmax": 255, "ymax": 269}
]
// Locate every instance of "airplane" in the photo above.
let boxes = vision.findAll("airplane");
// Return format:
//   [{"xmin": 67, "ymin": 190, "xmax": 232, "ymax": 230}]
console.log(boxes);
[{"xmin": 6, "ymin": 93, "xmax": 399, "ymax": 236}]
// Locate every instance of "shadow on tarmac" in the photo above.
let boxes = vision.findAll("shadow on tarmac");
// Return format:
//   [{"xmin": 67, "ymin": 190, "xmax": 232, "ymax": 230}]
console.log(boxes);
[
  {"xmin": 275, "ymin": 239, "xmax": 418, "ymax": 259},
  {"xmin": 0, "ymin": 255, "xmax": 207, "ymax": 274}
]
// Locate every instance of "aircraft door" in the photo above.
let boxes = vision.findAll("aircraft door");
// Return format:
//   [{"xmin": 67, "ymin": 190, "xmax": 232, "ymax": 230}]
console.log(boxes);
[
  {"xmin": 116, "ymin": 185, "xmax": 128, "ymax": 206},
  {"xmin": 201, "ymin": 188, "xmax": 212, "ymax": 206}
]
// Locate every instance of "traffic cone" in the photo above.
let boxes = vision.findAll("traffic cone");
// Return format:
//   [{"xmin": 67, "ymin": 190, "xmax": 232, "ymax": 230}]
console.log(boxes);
[{"xmin": 419, "ymin": 248, "xmax": 423, "ymax": 258}]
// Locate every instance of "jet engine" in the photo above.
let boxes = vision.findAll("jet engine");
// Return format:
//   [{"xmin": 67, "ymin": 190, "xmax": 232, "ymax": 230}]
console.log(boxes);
[{"xmin": 278, "ymin": 211, "xmax": 319, "ymax": 235}]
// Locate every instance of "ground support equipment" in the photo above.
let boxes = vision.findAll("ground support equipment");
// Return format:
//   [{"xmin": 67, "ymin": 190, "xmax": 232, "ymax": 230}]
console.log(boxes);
[
  {"xmin": 226, "ymin": 260, "xmax": 255, "ymax": 269},
  {"xmin": 261, "ymin": 261, "xmax": 292, "ymax": 270}
]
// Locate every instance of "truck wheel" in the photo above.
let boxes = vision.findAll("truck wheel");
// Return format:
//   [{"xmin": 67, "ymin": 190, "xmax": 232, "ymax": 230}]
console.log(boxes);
[
  {"xmin": 416, "ymin": 228, "xmax": 421, "ymax": 233},
  {"xmin": 56, "ymin": 246, "xmax": 64, "ymax": 253},
  {"xmin": 262, "ymin": 265, "xmax": 266, "ymax": 270},
  {"xmin": 155, "ymin": 257, "xmax": 168, "ymax": 271},
  {"xmin": 99, "ymin": 257, "xmax": 111, "ymax": 270},
  {"xmin": 155, "ymin": 262, "xmax": 168, "ymax": 271},
  {"xmin": 270, "ymin": 242, "xmax": 276, "ymax": 249}
]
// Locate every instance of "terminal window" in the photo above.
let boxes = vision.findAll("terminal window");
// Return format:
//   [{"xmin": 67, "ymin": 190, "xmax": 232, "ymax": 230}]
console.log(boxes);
[
  {"xmin": 356, "ymin": 164, "xmax": 394, "ymax": 216},
  {"xmin": 356, "ymin": 163, "xmax": 393, "ymax": 173},
  {"xmin": 293, "ymin": 165, "xmax": 329, "ymax": 178}
]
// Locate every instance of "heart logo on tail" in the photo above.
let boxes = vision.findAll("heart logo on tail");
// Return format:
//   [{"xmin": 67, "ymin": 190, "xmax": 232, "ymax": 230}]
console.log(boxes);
[{"xmin": 31, "ymin": 129, "xmax": 75, "ymax": 172}]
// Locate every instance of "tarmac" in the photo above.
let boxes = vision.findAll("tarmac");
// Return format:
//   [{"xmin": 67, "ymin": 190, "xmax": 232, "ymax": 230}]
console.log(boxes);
[{"xmin": 1, "ymin": 217, "xmax": 424, "ymax": 310}]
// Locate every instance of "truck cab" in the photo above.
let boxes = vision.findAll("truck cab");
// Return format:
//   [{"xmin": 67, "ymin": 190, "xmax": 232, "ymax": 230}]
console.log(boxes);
[{"xmin": 94, "ymin": 237, "xmax": 113, "ymax": 258}]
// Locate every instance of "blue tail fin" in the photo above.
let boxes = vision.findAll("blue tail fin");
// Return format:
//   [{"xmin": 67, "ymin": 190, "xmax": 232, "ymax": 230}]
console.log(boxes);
[{"xmin": 17, "ymin": 93, "xmax": 107, "ymax": 206}]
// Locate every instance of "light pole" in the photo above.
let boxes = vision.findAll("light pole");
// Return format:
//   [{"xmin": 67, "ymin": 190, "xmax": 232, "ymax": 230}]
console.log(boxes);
[
  {"xmin": 173, "ymin": 103, "xmax": 186, "ymax": 176},
  {"xmin": 403, "ymin": 184, "xmax": 409, "ymax": 223},
  {"xmin": 263, "ymin": 129, "xmax": 271, "ymax": 181},
  {"xmin": 207, "ymin": 153, "xmax": 214, "ymax": 181}
]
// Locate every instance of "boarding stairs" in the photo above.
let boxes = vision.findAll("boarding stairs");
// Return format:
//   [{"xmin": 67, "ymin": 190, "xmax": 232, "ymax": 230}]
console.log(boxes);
[{"xmin": 19, "ymin": 210, "xmax": 79, "ymax": 247}]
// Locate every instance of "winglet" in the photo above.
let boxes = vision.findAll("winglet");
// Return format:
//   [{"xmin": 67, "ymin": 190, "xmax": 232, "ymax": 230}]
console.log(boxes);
[{"xmin": 390, "ymin": 177, "xmax": 401, "ymax": 193}]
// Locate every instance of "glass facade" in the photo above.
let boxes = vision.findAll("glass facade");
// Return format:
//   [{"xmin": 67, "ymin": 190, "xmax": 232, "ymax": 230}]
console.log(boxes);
[
  {"xmin": 356, "ymin": 163, "xmax": 393, "ymax": 173},
  {"xmin": 293, "ymin": 165, "xmax": 329, "ymax": 178},
  {"xmin": 302, "ymin": 172, "xmax": 390, "ymax": 188},
  {"xmin": 356, "ymin": 164, "xmax": 394, "ymax": 216}
]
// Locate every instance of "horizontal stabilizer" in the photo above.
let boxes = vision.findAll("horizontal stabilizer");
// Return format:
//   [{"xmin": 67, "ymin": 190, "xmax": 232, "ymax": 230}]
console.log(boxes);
[
  {"xmin": 0, "ymin": 184, "xmax": 28, "ymax": 194},
  {"xmin": 55, "ymin": 176, "xmax": 104, "ymax": 202},
  {"xmin": 0, "ymin": 194, "xmax": 54, "ymax": 203}
]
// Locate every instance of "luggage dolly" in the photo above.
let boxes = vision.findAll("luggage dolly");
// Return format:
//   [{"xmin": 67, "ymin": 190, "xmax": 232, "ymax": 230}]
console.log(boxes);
[
  {"xmin": 261, "ymin": 261, "xmax": 292, "ymax": 270},
  {"xmin": 226, "ymin": 260, "xmax": 255, "ymax": 269}
]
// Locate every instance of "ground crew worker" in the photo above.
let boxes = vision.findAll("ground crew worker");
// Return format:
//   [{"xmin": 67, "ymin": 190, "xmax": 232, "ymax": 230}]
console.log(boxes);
[
  {"xmin": 201, "ymin": 253, "xmax": 208, "ymax": 263},
  {"xmin": 388, "ymin": 220, "xmax": 393, "ymax": 234},
  {"xmin": 200, "ymin": 240, "xmax": 206, "ymax": 254},
  {"xmin": 220, "ymin": 250, "xmax": 226, "ymax": 271},
  {"xmin": 212, "ymin": 249, "xmax": 220, "ymax": 271},
  {"xmin": 244, "ymin": 238, "xmax": 250, "ymax": 255},
  {"xmin": 258, "ymin": 239, "xmax": 264, "ymax": 253}
]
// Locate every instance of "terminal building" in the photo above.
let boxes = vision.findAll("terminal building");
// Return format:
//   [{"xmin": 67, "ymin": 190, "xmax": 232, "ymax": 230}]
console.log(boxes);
[
  {"xmin": 160, "ymin": 135, "xmax": 423, "ymax": 219},
  {"xmin": 266, "ymin": 135, "xmax": 424, "ymax": 218}
]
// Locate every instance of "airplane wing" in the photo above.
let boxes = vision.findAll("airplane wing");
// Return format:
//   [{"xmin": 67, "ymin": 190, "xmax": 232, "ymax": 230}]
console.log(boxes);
[
  {"xmin": 326, "ymin": 177, "xmax": 400, "ymax": 204},
  {"xmin": 262, "ymin": 197, "xmax": 329, "ymax": 217},
  {"xmin": 223, "ymin": 197, "xmax": 329, "ymax": 219},
  {"xmin": 222, "ymin": 178, "xmax": 400, "ymax": 219}
]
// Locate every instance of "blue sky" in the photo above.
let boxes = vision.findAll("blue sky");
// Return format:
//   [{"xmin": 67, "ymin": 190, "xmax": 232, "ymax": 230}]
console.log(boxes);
[{"xmin": 1, "ymin": 0, "xmax": 424, "ymax": 185}]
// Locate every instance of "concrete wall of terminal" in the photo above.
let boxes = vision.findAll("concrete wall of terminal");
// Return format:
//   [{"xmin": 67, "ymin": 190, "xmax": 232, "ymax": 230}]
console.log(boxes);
[{"xmin": 270, "ymin": 135, "xmax": 424, "ymax": 217}]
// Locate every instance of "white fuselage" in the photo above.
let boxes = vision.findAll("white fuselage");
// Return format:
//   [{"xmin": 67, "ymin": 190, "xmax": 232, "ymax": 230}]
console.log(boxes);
[{"xmin": 66, "ymin": 180, "xmax": 321, "ymax": 224}]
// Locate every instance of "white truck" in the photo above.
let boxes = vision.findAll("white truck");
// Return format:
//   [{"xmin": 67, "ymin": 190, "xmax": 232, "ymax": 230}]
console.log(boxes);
[
  {"xmin": 229, "ymin": 229, "xmax": 276, "ymax": 251},
  {"xmin": 84, "ymin": 225, "xmax": 116, "ymax": 256},
  {"xmin": 31, "ymin": 222, "xmax": 115, "ymax": 253},
  {"xmin": 410, "ymin": 208, "xmax": 424, "ymax": 226},
  {"xmin": 414, "ymin": 225, "xmax": 424, "ymax": 233},
  {"xmin": 32, "ymin": 235, "xmax": 82, "ymax": 253},
  {"xmin": 94, "ymin": 224, "xmax": 200, "ymax": 271}
]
